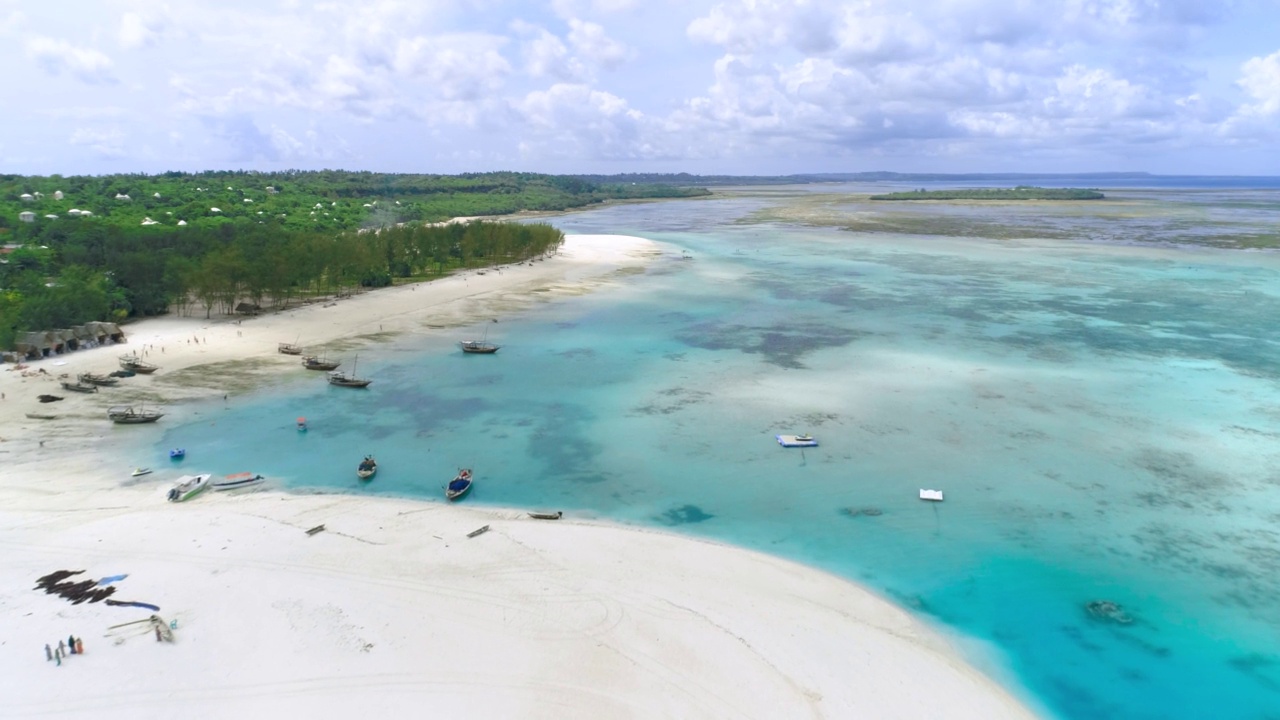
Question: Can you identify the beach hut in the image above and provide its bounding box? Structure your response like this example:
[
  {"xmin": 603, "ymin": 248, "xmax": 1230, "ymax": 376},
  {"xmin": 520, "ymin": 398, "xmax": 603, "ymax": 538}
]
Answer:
[
  {"xmin": 243, "ymin": 198, "xmax": 253, "ymax": 203},
  {"xmin": 115, "ymin": 193, "xmax": 131, "ymax": 201},
  {"xmin": 177, "ymin": 220, "xmax": 188, "ymax": 226},
  {"xmin": 19, "ymin": 193, "xmax": 34, "ymax": 202},
  {"xmin": 141, "ymin": 217, "xmax": 159, "ymax": 226},
  {"xmin": 54, "ymin": 190, "xmax": 64, "ymax": 200},
  {"xmin": 45, "ymin": 214, "xmax": 58, "ymax": 219},
  {"xmin": 67, "ymin": 208, "xmax": 81, "ymax": 216},
  {"xmin": 79, "ymin": 210, "xmax": 93, "ymax": 217},
  {"xmin": 210, "ymin": 207, "xmax": 222, "ymax": 213},
  {"xmin": 56, "ymin": 329, "xmax": 78, "ymax": 351},
  {"xmin": 19, "ymin": 211, "xmax": 35, "ymax": 223},
  {"xmin": 72, "ymin": 324, "xmax": 95, "ymax": 347},
  {"xmin": 265, "ymin": 186, "xmax": 278, "ymax": 194},
  {"xmin": 154, "ymin": 192, "xmax": 162, "ymax": 198}
]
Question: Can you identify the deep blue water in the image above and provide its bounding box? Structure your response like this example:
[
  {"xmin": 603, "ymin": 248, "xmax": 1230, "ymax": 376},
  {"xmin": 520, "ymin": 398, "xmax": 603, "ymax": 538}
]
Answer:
[{"xmin": 156, "ymin": 185, "xmax": 1280, "ymax": 719}]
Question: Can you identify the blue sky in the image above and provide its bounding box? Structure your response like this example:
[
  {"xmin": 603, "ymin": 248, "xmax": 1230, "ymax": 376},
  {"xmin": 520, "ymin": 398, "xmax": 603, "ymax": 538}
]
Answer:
[{"xmin": 2, "ymin": 0, "xmax": 1278, "ymax": 176}]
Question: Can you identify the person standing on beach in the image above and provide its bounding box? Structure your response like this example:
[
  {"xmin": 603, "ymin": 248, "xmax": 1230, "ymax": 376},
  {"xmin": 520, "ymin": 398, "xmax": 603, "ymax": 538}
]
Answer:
[
  {"xmin": 57, "ymin": 640, "xmax": 65, "ymax": 656},
  {"xmin": 55, "ymin": 650, "xmax": 61, "ymax": 667},
  {"xmin": 68, "ymin": 635, "xmax": 76, "ymax": 654},
  {"xmin": 45, "ymin": 644, "xmax": 52, "ymax": 661},
  {"xmin": 76, "ymin": 638, "xmax": 84, "ymax": 654},
  {"xmin": 155, "ymin": 625, "xmax": 162, "ymax": 642}
]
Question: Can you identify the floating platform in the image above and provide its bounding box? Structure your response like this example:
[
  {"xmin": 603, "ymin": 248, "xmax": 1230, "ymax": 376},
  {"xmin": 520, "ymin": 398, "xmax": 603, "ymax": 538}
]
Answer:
[
  {"xmin": 919, "ymin": 489, "xmax": 944, "ymax": 502},
  {"xmin": 776, "ymin": 434, "xmax": 818, "ymax": 448}
]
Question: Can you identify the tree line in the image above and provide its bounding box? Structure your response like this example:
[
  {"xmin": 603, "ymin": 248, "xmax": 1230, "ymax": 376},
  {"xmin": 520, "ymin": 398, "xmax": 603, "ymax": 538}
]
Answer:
[{"xmin": 0, "ymin": 219, "xmax": 564, "ymax": 349}]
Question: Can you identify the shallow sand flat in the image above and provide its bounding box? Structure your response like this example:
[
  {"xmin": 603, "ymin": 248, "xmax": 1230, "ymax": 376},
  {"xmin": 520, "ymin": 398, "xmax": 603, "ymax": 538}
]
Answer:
[{"xmin": 0, "ymin": 235, "xmax": 1038, "ymax": 719}]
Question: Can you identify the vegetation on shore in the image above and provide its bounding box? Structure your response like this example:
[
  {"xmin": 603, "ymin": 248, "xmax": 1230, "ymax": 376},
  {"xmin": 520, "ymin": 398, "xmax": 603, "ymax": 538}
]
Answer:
[
  {"xmin": 869, "ymin": 187, "xmax": 1105, "ymax": 201},
  {"xmin": 0, "ymin": 171, "xmax": 708, "ymax": 349}
]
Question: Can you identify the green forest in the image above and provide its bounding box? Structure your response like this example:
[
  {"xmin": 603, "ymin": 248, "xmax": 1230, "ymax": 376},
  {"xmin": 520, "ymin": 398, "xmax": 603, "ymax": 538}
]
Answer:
[
  {"xmin": 869, "ymin": 187, "xmax": 1105, "ymax": 201},
  {"xmin": 0, "ymin": 171, "xmax": 708, "ymax": 350}
]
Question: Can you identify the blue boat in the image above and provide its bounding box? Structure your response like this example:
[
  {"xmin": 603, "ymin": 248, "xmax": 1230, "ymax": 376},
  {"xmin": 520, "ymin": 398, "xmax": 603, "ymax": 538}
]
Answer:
[
  {"xmin": 169, "ymin": 448, "xmax": 186, "ymax": 460},
  {"xmin": 446, "ymin": 469, "xmax": 472, "ymax": 501}
]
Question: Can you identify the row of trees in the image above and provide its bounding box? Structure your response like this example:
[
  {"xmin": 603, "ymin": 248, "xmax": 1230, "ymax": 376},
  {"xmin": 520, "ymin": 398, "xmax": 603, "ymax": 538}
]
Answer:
[
  {"xmin": 0, "ymin": 220, "xmax": 564, "ymax": 349},
  {"xmin": 2, "ymin": 170, "xmax": 708, "ymax": 236},
  {"xmin": 1, "ymin": 169, "xmax": 711, "ymax": 351}
]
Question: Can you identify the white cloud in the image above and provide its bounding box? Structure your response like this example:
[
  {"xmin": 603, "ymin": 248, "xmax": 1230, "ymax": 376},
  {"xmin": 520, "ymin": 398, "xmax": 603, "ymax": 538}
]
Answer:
[
  {"xmin": 394, "ymin": 33, "xmax": 511, "ymax": 102},
  {"xmin": 27, "ymin": 36, "xmax": 116, "ymax": 84},
  {"xmin": 1237, "ymin": 49, "xmax": 1280, "ymax": 116},
  {"xmin": 566, "ymin": 19, "xmax": 629, "ymax": 69},
  {"xmin": 119, "ymin": 10, "xmax": 172, "ymax": 49},
  {"xmin": 69, "ymin": 128, "xmax": 126, "ymax": 157}
]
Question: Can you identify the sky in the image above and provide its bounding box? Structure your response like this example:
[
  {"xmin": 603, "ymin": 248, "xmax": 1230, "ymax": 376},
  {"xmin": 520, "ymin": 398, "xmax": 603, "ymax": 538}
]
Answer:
[{"xmin": 2, "ymin": 0, "xmax": 1279, "ymax": 176}]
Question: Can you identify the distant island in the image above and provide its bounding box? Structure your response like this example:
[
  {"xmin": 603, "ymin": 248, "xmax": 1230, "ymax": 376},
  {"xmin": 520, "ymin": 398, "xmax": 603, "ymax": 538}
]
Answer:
[{"xmin": 869, "ymin": 187, "xmax": 1105, "ymax": 201}]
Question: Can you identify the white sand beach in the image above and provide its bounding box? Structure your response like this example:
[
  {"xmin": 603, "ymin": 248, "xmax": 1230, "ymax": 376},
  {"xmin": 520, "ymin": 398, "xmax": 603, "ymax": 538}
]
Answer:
[{"xmin": 0, "ymin": 235, "xmax": 1038, "ymax": 719}]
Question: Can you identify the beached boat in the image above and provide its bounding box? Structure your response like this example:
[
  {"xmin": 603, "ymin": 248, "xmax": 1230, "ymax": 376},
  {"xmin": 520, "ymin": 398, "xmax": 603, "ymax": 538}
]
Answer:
[
  {"xmin": 78, "ymin": 372, "xmax": 119, "ymax": 386},
  {"xmin": 357, "ymin": 455, "xmax": 377, "ymax": 480},
  {"xmin": 61, "ymin": 380, "xmax": 99, "ymax": 394},
  {"xmin": 37, "ymin": 394, "xmax": 64, "ymax": 403},
  {"xmin": 528, "ymin": 511, "xmax": 563, "ymax": 520},
  {"xmin": 459, "ymin": 327, "xmax": 500, "ymax": 354},
  {"xmin": 169, "ymin": 448, "xmax": 186, "ymax": 459},
  {"xmin": 776, "ymin": 434, "xmax": 818, "ymax": 448},
  {"xmin": 119, "ymin": 354, "xmax": 159, "ymax": 374},
  {"xmin": 278, "ymin": 342, "xmax": 303, "ymax": 355},
  {"xmin": 25, "ymin": 412, "xmax": 58, "ymax": 420},
  {"xmin": 328, "ymin": 354, "xmax": 372, "ymax": 388},
  {"xmin": 212, "ymin": 472, "xmax": 265, "ymax": 491},
  {"xmin": 446, "ymin": 468, "xmax": 473, "ymax": 501},
  {"xmin": 131, "ymin": 467, "xmax": 152, "ymax": 477},
  {"xmin": 301, "ymin": 355, "xmax": 340, "ymax": 371},
  {"xmin": 108, "ymin": 405, "xmax": 164, "ymax": 424},
  {"xmin": 167, "ymin": 474, "xmax": 211, "ymax": 502}
]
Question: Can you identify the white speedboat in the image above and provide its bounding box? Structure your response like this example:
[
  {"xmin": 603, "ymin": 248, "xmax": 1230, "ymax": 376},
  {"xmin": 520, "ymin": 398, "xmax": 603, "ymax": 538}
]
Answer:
[
  {"xmin": 131, "ymin": 467, "xmax": 153, "ymax": 477},
  {"xmin": 167, "ymin": 474, "xmax": 211, "ymax": 502}
]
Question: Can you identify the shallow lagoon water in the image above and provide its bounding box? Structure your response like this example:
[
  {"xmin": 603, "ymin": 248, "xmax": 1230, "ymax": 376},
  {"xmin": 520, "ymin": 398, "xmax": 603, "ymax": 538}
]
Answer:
[{"xmin": 161, "ymin": 188, "xmax": 1280, "ymax": 719}]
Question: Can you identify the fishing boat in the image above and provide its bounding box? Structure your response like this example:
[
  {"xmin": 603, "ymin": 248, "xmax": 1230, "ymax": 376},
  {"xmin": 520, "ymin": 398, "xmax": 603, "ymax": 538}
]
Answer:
[
  {"xmin": 776, "ymin": 434, "xmax": 818, "ymax": 447},
  {"xmin": 446, "ymin": 468, "xmax": 473, "ymax": 501},
  {"xmin": 37, "ymin": 394, "xmax": 64, "ymax": 403},
  {"xmin": 301, "ymin": 355, "xmax": 340, "ymax": 371},
  {"xmin": 119, "ymin": 354, "xmax": 159, "ymax": 374},
  {"xmin": 459, "ymin": 327, "xmax": 500, "ymax": 354},
  {"xmin": 357, "ymin": 455, "xmax": 377, "ymax": 480},
  {"xmin": 169, "ymin": 448, "xmax": 186, "ymax": 460},
  {"xmin": 130, "ymin": 467, "xmax": 153, "ymax": 478},
  {"xmin": 61, "ymin": 380, "xmax": 99, "ymax": 393},
  {"xmin": 108, "ymin": 405, "xmax": 164, "ymax": 424},
  {"xmin": 167, "ymin": 473, "xmax": 211, "ymax": 502},
  {"xmin": 297, "ymin": 417, "xmax": 308, "ymax": 431},
  {"xmin": 78, "ymin": 372, "xmax": 119, "ymax": 386},
  {"xmin": 25, "ymin": 412, "xmax": 58, "ymax": 420},
  {"xmin": 212, "ymin": 472, "xmax": 266, "ymax": 492},
  {"xmin": 328, "ymin": 354, "xmax": 372, "ymax": 387},
  {"xmin": 277, "ymin": 342, "xmax": 302, "ymax": 355}
]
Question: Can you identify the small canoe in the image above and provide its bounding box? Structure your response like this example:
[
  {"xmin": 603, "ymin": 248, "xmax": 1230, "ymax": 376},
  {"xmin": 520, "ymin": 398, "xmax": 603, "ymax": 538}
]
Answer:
[
  {"xmin": 61, "ymin": 381, "xmax": 99, "ymax": 394},
  {"xmin": 528, "ymin": 511, "xmax": 563, "ymax": 520},
  {"xmin": 446, "ymin": 469, "xmax": 473, "ymax": 501},
  {"xmin": 357, "ymin": 456, "xmax": 377, "ymax": 480},
  {"xmin": 25, "ymin": 412, "xmax": 58, "ymax": 420},
  {"xmin": 212, "ymin": 472, "xmax": 265, "ymax": 491}
]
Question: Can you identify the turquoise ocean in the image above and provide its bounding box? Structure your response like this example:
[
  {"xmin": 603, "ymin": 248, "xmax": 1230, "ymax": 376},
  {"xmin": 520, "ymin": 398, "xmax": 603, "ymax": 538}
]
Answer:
[{"xmin": 155, "ymin": 184, "xmax": 1280, "ymax": 719}]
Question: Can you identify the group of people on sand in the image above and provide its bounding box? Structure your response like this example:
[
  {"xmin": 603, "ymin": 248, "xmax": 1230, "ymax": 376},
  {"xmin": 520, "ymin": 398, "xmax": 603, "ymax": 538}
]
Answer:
[{"xmin": 45, "ymin": 635, "xmax": 84, "ymax": 666}]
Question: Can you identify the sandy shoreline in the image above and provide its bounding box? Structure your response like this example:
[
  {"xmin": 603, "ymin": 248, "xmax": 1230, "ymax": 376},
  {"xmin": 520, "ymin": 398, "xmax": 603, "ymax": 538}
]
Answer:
[{"xmin": 0, "ymin": 235, "xmax": 1038, "ymax": 718}]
